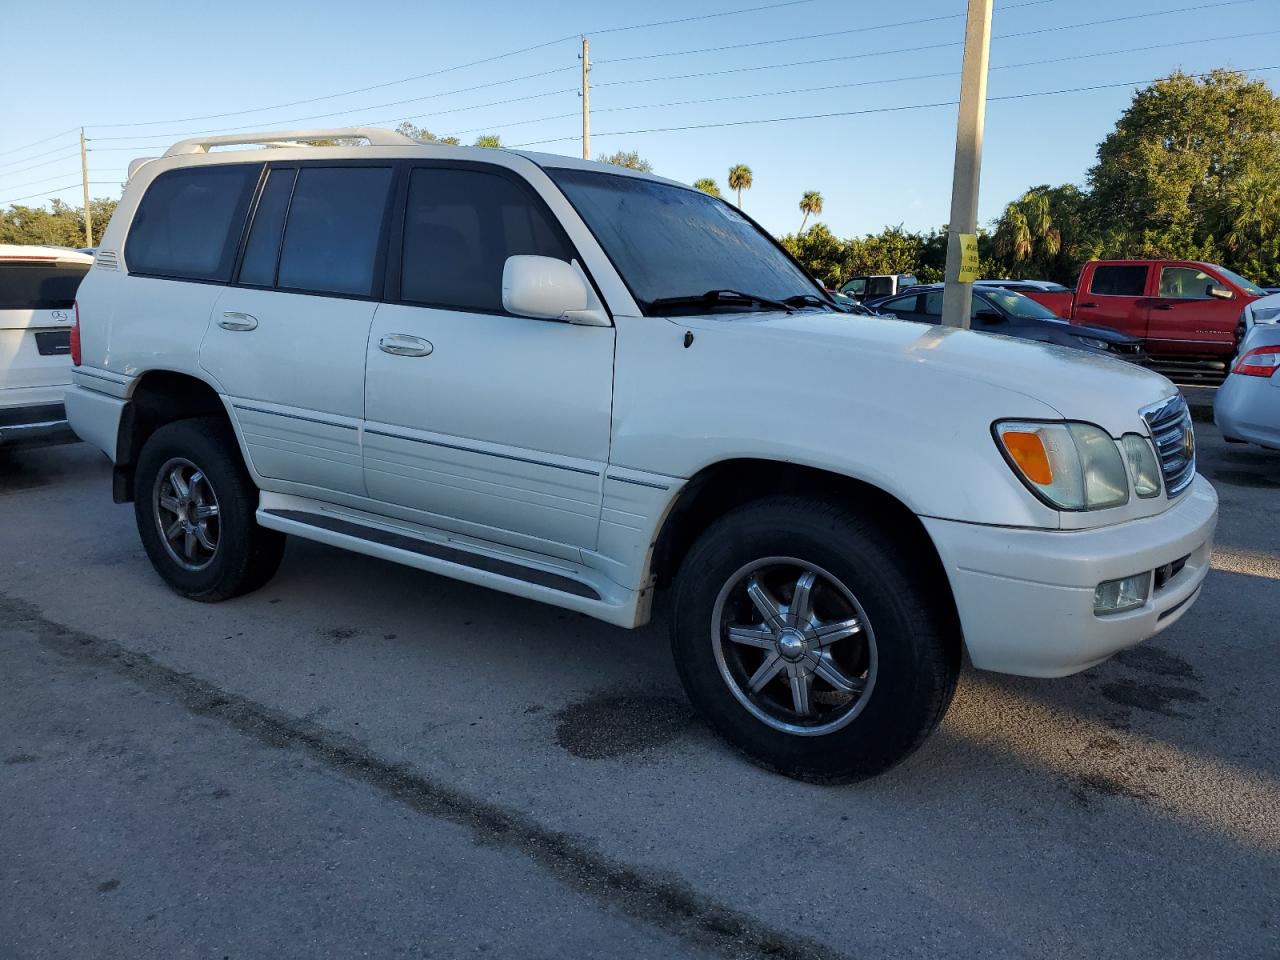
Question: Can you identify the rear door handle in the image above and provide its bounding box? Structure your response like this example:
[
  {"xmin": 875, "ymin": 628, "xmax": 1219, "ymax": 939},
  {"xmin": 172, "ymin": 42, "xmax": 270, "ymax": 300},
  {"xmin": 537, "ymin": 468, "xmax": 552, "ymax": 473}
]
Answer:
[
  {"xmin": 1077, "ymin": 302, "xmax": 1098, "ymax": 309},
  {"xmin": 219, "ymin": 311, "xmax": 258, "ymax": 331},
  {"xmin": 379, "ymin": 333, "xmax": 433, "ymax": 357},
  {"xmin": 1153, "ymin": 304, "xmax": 1174, "ymax": 311}
]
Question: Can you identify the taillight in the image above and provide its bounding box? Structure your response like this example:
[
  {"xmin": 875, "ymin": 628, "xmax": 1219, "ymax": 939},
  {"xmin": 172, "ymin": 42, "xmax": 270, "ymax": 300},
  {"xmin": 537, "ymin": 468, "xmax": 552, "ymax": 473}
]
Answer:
[
  {"xmin": 71, "ymin": 301, "xmax": 82, "ymax": 366},
  {"xmin": 1232, "ymin": 345, "xmax": 1280, "ymax": 378}
]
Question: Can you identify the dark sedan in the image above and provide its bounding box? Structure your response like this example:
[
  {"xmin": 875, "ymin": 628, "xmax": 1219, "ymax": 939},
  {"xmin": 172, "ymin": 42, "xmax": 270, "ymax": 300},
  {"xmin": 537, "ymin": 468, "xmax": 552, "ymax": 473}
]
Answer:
[{"xmin": 867, "ymin": 284, "xmax": 1145, "ymax": 361}]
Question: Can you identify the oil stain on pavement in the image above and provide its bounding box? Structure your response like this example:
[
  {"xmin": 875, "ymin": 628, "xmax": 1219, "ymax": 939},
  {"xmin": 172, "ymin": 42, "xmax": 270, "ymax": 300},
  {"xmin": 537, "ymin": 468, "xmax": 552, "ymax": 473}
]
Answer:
[{"xmin": 554, "ymin": 692, "xmax": 698, "ymax": 760}]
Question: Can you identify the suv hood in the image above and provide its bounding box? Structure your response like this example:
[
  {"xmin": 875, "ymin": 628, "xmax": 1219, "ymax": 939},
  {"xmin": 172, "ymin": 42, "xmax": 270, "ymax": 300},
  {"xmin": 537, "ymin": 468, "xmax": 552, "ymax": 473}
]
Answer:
[{"xmin": 701, "ymin": 309, "xmax": 1176, "ymax": 437}]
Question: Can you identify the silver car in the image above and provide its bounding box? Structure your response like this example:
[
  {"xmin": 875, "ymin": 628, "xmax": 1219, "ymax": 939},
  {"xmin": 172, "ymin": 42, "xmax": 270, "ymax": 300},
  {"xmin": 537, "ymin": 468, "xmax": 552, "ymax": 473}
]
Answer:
[{"xmin": 1215, "ymin": 322, "xmax": 1280, "ymax": 450}]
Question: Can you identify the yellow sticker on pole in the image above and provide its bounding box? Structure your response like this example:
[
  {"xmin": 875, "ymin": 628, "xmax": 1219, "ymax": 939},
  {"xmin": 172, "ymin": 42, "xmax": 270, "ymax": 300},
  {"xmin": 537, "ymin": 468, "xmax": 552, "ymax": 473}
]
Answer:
[{"xmin": 957, "ymin": 233, "xmax": 980, "ymax": 283}]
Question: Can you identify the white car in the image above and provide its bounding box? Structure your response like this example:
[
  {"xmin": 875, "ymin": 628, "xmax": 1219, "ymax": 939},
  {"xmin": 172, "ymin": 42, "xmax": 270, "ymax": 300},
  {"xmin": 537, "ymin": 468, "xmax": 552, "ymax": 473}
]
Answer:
[
  {"xmin": 1, "ymin": 245, "xmax": 92, "ymax": 449},
  {"xmin": 67, "ymin": 128, "xmax": 1217, "ymax": 782}
]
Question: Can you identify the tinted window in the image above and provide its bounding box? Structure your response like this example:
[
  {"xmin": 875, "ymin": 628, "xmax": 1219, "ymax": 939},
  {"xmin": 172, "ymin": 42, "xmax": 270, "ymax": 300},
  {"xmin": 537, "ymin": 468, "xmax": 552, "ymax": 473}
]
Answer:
[
  {"xmin": 239, "ymin": 168, "xmax": 296, "ymax": 287},
  {"xmin": 979, "ymin": 288, "xmax": 1060, "ymax": 319},
  {"xmin": 922, "ymin": 291, "xmax": 944, "ymax": 317},
  {"xmin": 547, "ymin": 168, "xmax": 817, "ymax": 314},
  {"xmin": 401, "ymin": 166, "xmax": 573, "ymax": 313},
  {"xmin": 841, "ymin": 277, "xmax": 866, "ymax": 296},
  {"xmin": 880, "ymin": 295, "xmax": 919, "ymax": 315},
  {"xmin": 126, "ymin": 165, "xmax": 257, "ymax": 281},
  {"xmin": 0, "ymin": 261, "xmax": 89, "ymax": 309},
  {"xmin": 277, "ymin": 166, "xmax": 393, "ymax": 297},
  {"xmin": 865, "ymin": 276, "xmax": 896, "ymax": 298},
  {"xmin": 1089, "ymin": 265, "xmax": 1147, "ymax": 297}
]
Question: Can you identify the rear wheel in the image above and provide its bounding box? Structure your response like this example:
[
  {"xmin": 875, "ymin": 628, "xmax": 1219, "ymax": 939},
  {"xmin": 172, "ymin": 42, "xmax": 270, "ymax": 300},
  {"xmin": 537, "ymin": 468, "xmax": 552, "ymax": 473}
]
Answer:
[
  {"xmin": 134, "ymin": 417, "xmax": 284, "ymax": 601},
  {"xmin": 671, "ymin": 496, "xmax": 959, "ymax": 782}
]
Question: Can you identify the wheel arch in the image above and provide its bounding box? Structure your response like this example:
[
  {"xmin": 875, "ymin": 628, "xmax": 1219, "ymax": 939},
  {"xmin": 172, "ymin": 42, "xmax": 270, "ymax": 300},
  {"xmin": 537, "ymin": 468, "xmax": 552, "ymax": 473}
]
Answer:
[
  {"xmin": 113, "ymin": 370, "xmax": 233, "ymax": 502},
  {"xmin": 648, "ymin": 458, "xmax": 958, "ymax": 627}
]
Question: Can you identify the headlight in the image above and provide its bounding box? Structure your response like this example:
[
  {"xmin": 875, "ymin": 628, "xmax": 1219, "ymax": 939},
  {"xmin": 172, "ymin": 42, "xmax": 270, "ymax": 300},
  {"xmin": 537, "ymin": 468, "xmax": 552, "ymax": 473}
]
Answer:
[
  {"xmin": 1075, "ymin": 335, "xmax": 1111, "ymax": 350},
  {"xmin": 994, "ymin": 421, "xmax": 1130, "ymax": 510},
  {"xmin": 1119, "ymin": 434, "xmax": 1162, "ymax": 497}
]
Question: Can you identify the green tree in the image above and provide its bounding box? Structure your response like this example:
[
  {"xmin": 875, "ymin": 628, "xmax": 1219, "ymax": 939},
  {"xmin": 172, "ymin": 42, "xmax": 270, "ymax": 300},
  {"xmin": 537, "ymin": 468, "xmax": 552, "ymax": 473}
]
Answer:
[
  {"xmin": 395, "ymin": 121, "xmax": 460, "ymax": 145},
  {"xmin": 692, "ymin": 178, "xmax": 722, "ymax": 198},
  {"xmin": 778, "ymin": 222, "xmax": 846, "ymax": 287},
  {"xmin": 1, "ymin": 196, "xmax": 118, "ymax": 247},
  {"xmin": 1088, "ymin": 69, "xmax": 1280, "ymax": 278},
  {"xmin": 473, "ymin": 134, "xmax": 503, "ymax": 149},
  {"xmin": 727, "ymin": 164, "xmax": 752, "ymax": 208},
  {"xmin": 798, "ymin": 190, "xmax": 823, "ymax": 232},
  {"xmin": 597, "ymin": 150, "xmax": 653, "ymax": 172}
]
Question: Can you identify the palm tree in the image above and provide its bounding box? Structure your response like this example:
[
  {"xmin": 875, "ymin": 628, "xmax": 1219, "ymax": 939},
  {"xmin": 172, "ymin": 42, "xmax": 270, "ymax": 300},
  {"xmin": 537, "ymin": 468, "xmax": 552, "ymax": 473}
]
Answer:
[
  {"xmin": 798, "ymin": 190, "xmax": 823, "ymax": 232},
  {"xmin": 993, "ymin": 190, "xmax": 1061, "ymax": 271},
  {"xmin": 727, "ymin": 164, "xmax": 753, "ymax": 208},
  {"xmin": 693, "ymin": 178, "xmax": 722, "ymax": 198}
]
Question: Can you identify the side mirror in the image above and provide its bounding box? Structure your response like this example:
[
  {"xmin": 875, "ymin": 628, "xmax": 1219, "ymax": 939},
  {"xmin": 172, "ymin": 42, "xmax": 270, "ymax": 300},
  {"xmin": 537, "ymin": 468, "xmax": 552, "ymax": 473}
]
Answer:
[
  {"xmin": 502, "ymin": 255, "xmax": 609, "ymax": 326},
  {"xmin": 1208, "ymin": 284, "xmax": 1233, "ymax": 300}
]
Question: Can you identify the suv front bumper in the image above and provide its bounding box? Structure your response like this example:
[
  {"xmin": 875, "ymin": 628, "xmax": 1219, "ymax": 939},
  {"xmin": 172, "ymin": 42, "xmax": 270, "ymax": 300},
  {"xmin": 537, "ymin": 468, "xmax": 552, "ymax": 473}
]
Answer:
[{"xmin": 922, "ymin": 474, "xmax": 1218, "ymax": 677}]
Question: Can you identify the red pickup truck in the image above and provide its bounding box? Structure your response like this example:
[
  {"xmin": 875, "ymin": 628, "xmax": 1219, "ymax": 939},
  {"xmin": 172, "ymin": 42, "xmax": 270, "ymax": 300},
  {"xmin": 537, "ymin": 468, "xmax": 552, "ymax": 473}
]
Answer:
[{"xmin": 1021, "ymin": 260, "xmax": 1266, "ymax": 365}]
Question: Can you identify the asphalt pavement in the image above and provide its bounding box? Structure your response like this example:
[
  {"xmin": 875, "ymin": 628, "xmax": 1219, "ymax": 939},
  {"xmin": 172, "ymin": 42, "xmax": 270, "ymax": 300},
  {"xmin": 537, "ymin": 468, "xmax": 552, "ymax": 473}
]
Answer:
[{"xmin": 1, "ymin": 421, "xmax": 1277, "ymax": 959}]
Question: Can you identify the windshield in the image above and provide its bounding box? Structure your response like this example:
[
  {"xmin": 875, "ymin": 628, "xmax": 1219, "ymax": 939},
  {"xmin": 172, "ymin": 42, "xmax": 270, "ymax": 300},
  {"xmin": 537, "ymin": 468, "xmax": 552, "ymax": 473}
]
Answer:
[
  {"xmin": 979, "ymin": 288, "xmax": 1060, "ymax": 320},
  {"xmin": 0, "ymin": 260, "xmax": 89, "ymax": 310},
  {"xmin": 547, "ymin": 168, "xmax": 822, "ymax": 314},
  {"xmin": 1211, "ymin": 265, "xmax": 1265, "ymax": 297}
]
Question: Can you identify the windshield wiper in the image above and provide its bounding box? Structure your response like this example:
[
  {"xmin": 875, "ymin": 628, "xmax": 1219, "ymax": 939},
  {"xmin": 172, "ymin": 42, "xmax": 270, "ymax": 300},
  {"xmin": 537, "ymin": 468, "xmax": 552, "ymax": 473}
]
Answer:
[
  {"xmin": 783, "ymin": 293, "xmax": 834, "ymax": 310},
  {"xmin": 648, "ymin": 289, "xmax": 794, "ymax": 315}
]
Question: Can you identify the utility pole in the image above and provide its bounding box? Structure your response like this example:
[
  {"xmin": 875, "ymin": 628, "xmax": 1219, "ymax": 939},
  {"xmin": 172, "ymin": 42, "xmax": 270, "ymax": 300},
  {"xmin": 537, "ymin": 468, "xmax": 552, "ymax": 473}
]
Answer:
[
  {"xmin": 580, "ymin": 36, "xmax": 591, "ymax": 161},
  {"xmin": 79, "ymin": 127, "xmax": 93, "ymax": 247},
  {"xmin": 940, "ymin": 0, "xmax": 993, "ymax": 329}
]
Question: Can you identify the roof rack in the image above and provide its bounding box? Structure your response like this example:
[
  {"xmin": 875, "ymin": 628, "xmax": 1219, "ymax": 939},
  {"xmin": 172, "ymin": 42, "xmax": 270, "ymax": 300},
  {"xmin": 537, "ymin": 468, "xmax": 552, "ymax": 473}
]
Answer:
[{"xmin": 162, "ymin": 127, "xmax": 416, "ymax": 158}]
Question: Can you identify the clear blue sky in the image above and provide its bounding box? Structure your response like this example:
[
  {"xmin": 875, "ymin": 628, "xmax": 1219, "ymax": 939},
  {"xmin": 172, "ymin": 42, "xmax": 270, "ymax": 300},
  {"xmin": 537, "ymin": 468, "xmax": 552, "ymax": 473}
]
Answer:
[{"xmin": 3, "ymin": 0, "xmax": 1276, "ymax": 238}]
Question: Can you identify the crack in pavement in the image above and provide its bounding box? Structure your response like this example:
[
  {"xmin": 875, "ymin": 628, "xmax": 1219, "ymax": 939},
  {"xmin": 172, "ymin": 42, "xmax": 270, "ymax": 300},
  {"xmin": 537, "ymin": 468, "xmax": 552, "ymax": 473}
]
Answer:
[{"xmin": 0, "ymin": 594, "xmax": 843, "ymax": 960}]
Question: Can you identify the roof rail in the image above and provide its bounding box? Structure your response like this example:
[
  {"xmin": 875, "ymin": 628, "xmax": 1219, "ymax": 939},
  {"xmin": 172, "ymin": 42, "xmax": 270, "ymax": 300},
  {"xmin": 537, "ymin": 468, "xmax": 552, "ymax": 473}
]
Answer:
[{"xmin": 163, "ymin": 127, "xmax": 416, "ymax": 157}]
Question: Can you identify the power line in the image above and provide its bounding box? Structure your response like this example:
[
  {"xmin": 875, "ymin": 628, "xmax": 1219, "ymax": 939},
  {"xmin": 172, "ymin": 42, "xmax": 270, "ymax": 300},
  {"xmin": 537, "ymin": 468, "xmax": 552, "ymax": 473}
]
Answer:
[
  {"xmin": 0, "ymin": 182, "xmax": 118, "ymax": 206},
  {"xmin": 512, "ymin": 64, "xmax": 1280, "ymax": 146},
  {"xmin": 592, "ymin": 0, "xmax": 1260, "ymax": 91},
  {"xmin": 514, "ymin": 28, "xmax": 1278, "ymax": 132},
  {"xmin": 591, "ymin": 0, "xmax": 1057, "ymax": 66},
  {"xmin": 0, "ymin": 170, "xmax": 87, "ymax": 194},
  {"xmin": 83, "ymin": 0, "xmax": 815, "ymax": 132},
  {"xmin": 0, "ymin": 149, "xmax": 82, "ymax": 178},
  {"xmin": 0, "ymin": 145, "xmax": 82, "ymax": 173},
  {"xmin": 0, "ymin": 127, "xmax": 80, "ymax": 160}
]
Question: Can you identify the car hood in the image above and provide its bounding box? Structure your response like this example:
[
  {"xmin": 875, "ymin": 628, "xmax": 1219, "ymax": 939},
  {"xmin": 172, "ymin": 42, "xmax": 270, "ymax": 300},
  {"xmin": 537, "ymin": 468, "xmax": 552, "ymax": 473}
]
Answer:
[{"xmin": 696, "ymin": 309, "xmax": 1176, "ymax": 436}]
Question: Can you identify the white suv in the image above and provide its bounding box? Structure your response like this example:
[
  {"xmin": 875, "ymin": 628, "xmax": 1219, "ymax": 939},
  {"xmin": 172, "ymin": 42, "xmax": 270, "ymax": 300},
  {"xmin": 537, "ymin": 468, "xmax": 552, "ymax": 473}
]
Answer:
[
  {"xmin": 1, "ymin": 244, "xmax": 92, "ymax": 449},
  {"xmin": 67, "ymin": 128, "xmax": 1218, "ymax": 781}
]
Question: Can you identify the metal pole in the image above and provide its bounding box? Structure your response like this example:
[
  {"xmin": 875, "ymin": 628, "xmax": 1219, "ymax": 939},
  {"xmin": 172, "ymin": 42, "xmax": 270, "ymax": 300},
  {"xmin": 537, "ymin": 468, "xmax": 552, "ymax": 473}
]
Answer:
[
  {"xmin": 940, "ymin": 0, "xmax": 993, "ymax": 329},
  {"xmin": 580, "ymin": 36, "xmax": 591, "ymax": 161},
  {"xmin": 79, "ymin": 127, "xmax": 93, "ymax": 247}
]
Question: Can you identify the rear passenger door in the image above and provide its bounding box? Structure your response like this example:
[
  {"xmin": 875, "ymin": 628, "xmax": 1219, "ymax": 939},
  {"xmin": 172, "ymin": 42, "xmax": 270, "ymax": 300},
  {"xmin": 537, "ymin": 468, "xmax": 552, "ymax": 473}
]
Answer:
[
  {"xmin": 1073, "ymin": 264, "xmax": 1150, "ymax": 338},
  {"xmin": 201, "ymin": 163, "xmax": 395, "ymax": 497},
  {"xmin": 362, "ymin": 162, "xmax": 614, "ymax": 556}
]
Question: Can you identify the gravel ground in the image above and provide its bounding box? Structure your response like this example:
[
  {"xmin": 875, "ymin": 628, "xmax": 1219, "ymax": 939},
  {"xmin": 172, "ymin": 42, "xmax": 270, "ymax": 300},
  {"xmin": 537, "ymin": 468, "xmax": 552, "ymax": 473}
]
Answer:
[{"xmin": 1, "ymin": 420, "xmax": 1277, "ymax": 960}]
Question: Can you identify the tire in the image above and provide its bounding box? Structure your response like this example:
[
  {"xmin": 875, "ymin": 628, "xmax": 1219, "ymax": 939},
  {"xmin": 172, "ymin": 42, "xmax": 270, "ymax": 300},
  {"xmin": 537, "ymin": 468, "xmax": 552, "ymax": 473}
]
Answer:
[
  {"xmin": 133, "ymin": 416, "xmax": 285, "ymax": 602},
  {"xmin": 671, "ymin": 495, "xmax": 960, "ymax": 783}
]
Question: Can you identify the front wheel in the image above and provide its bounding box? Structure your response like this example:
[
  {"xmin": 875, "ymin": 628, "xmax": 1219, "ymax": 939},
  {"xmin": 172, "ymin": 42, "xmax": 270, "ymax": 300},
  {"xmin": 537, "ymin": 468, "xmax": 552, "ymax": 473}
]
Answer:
[
  {"xmin": 671, "ymin": 496, "xmax": 960, "ymax": 783},
  {"xmin": 134, "ymin": 417, "xmax": 285, "ymax": 602}
]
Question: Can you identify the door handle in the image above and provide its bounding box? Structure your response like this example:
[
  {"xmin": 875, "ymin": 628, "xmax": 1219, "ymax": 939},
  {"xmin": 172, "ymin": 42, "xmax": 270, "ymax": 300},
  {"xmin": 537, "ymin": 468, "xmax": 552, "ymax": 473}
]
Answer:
[
  {"xmin": 379, "ymin": 333, "xmax": 433, "ymax": 357},
  {"xmin": 1077, "ymin": 302, "xmax": 1098, "ymax": 309},
  {"xmin": 219, "ymin": 311, "xmax": 258, "ymax": 331},
  {"xmin": 1153, "ymin": 304, "xmax": 1174, "ymax": 311}
]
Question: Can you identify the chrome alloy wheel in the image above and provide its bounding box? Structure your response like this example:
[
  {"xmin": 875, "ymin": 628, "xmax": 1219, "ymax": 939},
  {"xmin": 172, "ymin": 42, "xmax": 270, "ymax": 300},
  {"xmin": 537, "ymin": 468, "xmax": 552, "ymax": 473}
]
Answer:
[
  {"xmin": 711, "ymin": 557, "xmax": 877, "ymax": 736},
  {"xmin": 153, "ymin": 457, "xmax": 221, "ymax": 571}
]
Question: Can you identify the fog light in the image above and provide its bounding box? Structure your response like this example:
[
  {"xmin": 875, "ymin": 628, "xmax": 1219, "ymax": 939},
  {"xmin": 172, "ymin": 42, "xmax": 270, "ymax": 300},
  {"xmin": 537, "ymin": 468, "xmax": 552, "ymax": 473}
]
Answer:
[{"xmin": 1094, "ymin": 573, "xmax": 1151, "ymax": 615}]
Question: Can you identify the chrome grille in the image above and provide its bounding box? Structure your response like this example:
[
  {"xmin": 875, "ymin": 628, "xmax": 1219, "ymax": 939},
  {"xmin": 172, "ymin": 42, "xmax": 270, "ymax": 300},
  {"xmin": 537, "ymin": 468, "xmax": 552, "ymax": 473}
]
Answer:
[{"xmin": 1142, "ymin": 395, "xmax": 1195, "ymax": 497}]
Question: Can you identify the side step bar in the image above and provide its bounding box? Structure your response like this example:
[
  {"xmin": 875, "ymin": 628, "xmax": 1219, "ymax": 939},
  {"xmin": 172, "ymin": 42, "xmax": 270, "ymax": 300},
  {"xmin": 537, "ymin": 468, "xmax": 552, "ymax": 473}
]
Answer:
[
  {"xmin": 255, "ymin": 498, "xmax": 643, "ymax": 628},
  {"xmin": 264, "ymin": 508, "xmax": 600, "ymax": 600}
]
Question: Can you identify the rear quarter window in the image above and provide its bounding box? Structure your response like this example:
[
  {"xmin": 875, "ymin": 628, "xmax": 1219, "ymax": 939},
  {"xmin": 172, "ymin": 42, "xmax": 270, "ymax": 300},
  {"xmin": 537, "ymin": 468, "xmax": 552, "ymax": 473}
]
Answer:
[
  {"xmin": 0, "ymin": 261, "xmax": 89, "ymax": 309},
  {"xmin": 125, "ymin": 165, "xmax": 259, "ymax": 282},
  {"xmin": 1089, "ymin": 265, "xmax": 1148, "ymax": 297}
]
